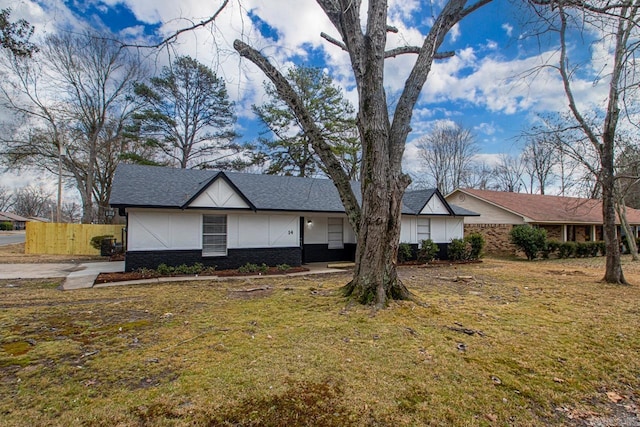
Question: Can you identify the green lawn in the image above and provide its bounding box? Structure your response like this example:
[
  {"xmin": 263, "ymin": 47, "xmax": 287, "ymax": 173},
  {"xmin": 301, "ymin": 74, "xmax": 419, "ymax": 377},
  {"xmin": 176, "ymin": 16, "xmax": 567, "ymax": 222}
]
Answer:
[{"xmin": 1, "ymin": 257, "xmax": 639, "ymax": 426}]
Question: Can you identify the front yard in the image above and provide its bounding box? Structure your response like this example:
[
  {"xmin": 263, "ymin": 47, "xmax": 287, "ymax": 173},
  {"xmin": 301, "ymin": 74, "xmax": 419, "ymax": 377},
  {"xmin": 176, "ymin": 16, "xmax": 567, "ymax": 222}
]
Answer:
[{"xmin": 1, "ymin": 257, "xmax": 639, "ymax": 426}]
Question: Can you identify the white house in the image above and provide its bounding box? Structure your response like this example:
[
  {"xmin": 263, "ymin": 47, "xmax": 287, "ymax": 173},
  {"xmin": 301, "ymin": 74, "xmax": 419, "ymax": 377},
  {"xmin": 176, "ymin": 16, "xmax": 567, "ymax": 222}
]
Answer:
[{"xmin": 110, "ymin": 164, "xmax": 477, "ymax": 272}]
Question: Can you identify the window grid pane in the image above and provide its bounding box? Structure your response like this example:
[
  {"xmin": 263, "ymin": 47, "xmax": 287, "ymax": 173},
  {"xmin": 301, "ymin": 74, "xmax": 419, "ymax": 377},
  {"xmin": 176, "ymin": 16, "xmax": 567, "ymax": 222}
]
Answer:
[
  {"xmin": 203, "ymin": 215, "xmax": 227, "ymax": 256},
  {"xmin": 328, "ymin": 217, "xmax": 344, "ymax": 249},
  {"xmin": 417, "ymin": 218, "xmax": 431, "ymax": 243}
]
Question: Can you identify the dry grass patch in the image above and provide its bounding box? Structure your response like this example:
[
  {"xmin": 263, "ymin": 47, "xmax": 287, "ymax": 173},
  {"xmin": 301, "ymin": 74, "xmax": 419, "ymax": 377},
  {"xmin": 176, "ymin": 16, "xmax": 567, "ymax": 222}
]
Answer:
[
  {"xmin": 0, "ymin": 242, "xmax": 103, "ymax": 263},
  {"xmin": 0, "ymin": 258, "xmax": 639, "ymax": 426}
]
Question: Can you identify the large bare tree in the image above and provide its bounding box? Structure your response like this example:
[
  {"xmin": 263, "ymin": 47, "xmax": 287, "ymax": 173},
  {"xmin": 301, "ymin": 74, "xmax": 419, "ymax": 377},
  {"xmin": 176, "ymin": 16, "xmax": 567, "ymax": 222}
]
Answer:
[
  {"xmin": 12, "ymin": 185, "xmax": 53, "ymax": 218},
  {"xmin": 521, "ymin": 135, "xmax": 558, "ymax": 194},
  {"xmin": 528, "ymin": 0, "xmax": 640, "ymax": 284},
  {"xmin": 0, "ymin": 31, "xmax": 146, "ymax": 223},
  {"xmin": 493, "ymin": 153, "xmax": 526, "ymax": 192},
  {"xmin": 234, "ymin": 0, "xmax": 491, "ymax": 307},
  {"xmin": 0, "ymin": 185, "xmax": 13, "ymax": 211},
  {"xmin": 417, "ymin": 121, "xmax": 478, "ymax": 195}
]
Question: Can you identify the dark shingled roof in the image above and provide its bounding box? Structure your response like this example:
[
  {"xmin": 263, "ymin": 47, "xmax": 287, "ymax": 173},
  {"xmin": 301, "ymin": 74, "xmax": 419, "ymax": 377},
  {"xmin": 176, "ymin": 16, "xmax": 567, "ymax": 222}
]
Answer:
[{"xmin": 110, "ymin": 164, "xmax": 476, "ymax": 216}]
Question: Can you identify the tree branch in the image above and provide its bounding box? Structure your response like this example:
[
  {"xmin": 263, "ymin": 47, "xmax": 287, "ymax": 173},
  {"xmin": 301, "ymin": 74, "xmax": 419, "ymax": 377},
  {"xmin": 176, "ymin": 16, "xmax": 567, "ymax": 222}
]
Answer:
[
  {"xmin": 321, "ymin": 33, "xmax": 454, "ymax": 60},
  {"xmin": 233, "ymin": 39, "xmax": 362, "ymax": 233},
  {"xmin": 320, "ymin": 32, "xmax": 346, "ymax": 51},
  {"xmin": 385, "ymin": 46, "xmax": 455, "ymax": 59},
  {"xmin": 461, "ymin": 0, "xmax": 494, "ymax": 20},
  {"xmin": 121, "ymin": 0, "xmax": 229, "ymax": 49},
  {"xmin": 389, "ymin": 0, "xmax": 492, "ymax": 169}
]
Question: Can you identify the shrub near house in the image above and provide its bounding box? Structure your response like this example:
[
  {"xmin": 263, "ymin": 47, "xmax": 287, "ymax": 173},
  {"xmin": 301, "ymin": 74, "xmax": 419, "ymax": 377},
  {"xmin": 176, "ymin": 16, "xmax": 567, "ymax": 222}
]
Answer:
[
  {"xmin": 398, "ymin": 234, "xmax": 484, "ymax": 263},
  {"xmin": 447, "ymin": 232, "xmax": 485, "ymax": 261},
  {"xmin": 511, "ymin": 225, "xmax": 608, "ymax": 260},
  {"xmin": 510, "ymin": 225, "xmax": 547, "ymax": 261}
]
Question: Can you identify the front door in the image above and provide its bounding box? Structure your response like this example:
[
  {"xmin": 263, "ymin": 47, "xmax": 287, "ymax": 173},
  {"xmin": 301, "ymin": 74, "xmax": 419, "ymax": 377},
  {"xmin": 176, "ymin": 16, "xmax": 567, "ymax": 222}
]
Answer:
[{"xmin": 299, "ymin": 217, "xmax": 306, "ymax": 263}]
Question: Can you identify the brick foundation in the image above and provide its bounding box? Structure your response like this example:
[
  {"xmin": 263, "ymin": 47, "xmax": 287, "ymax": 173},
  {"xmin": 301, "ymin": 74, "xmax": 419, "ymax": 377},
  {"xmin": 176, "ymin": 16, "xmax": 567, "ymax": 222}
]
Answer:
[
  {"xmin": 303, "ymin": 243, "xmax": 356, "ymax": 263},
  {"xmin": 125, "ymin": 247, "xmax": 302, "ymax": 272}
]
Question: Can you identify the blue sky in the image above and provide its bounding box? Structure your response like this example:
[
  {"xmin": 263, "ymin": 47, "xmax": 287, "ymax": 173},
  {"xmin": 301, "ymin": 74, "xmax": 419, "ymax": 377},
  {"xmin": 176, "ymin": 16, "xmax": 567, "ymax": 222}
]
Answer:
[{"xmin": 2, "ymin": 0, "xmax": 609, "ymax": 186}]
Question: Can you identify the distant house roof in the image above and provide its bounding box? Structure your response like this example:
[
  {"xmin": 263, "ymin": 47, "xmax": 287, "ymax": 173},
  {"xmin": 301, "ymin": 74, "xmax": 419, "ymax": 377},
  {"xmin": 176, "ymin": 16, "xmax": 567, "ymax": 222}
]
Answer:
[
  {"xmin": 452, "ymin": 188, "xmax": 640, "ymax": 224},
  {"xmin": 0, "ymin": 212, "xmax": 30, "ymax": 222},
  {"xmin": 110, "ymin": 164, "xmax": 476, "ymax": 217},
  {"xmin": 27, "ymin": 216, "xmax": 50, "ymax": 223}
]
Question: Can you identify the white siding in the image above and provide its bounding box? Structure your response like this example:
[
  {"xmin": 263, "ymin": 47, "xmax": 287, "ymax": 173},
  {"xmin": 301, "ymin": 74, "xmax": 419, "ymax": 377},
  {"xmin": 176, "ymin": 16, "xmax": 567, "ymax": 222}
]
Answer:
[
  {"xmin": 128, "ymin": 210, "xmax": 201, "ymax": 250},
  {"xmin": 304, "ymin": 216, "xmax": 328, "ymax": 244},
  {"xmin": 421, "ymin": 195, "xmax": 449, "ymax": 214},
  {"xmin": 188, "ymin": 178, "xmax": 249, "ymax": 209},
  {"xmin": 400, "ymin": 217, "xmax": 416, "ymax": 243},
  {"xmin": 446, "ymin": 218, "xmax": 464, "ymax": 240},
  {"xmin": 128, "ymin": 210, "xmax": 298, "ymax": 251},
  {"xmin": 399, "ymin": 215, "xmax": 464, "ymax": 244},
  {"xmin": 431, "ymin": 217, "xmax": 464, "ymax": 242},
  {"xmin": 343, "ymin": 222, "xmax": 357, "ymax": 244},
  {"xmin": 128, "ymin": 209, "xmax": 465, "ymax": 251},
  {"xmin": 446, "ymin": 191, "xmax": 524, "ymax": 225},
  {"xmin": 303, "ymin": 215, "xmax": 356, "ymax": 245},
  {"xmin": 229, "ymin": 214, "xmax": 299, "ymax": 248}
]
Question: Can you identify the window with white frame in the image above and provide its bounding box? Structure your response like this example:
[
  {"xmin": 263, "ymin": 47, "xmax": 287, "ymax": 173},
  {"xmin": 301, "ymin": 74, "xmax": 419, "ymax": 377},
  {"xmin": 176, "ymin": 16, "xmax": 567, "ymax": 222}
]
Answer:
[
  {"xmin": 202, "ymin": 214, "xmax": 227, "ymax": 256},
  {"xmin": 327, "ymin": 217, "xmax": 344, "ymax": 249},
  {"xmin": 417, "ymin": 217, "xmax": 431, "ymax": 244}
]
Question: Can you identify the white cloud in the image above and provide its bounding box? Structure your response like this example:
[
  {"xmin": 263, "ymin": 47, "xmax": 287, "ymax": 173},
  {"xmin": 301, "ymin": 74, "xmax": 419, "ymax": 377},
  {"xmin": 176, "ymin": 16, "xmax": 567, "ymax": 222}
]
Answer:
[
  {"xmin": 402, "ymin": 139, "xmax": 423, "ymax": 177},
  {"xmin": 502, "ymin": 23, "xmax": 513, "ymax": 37},
  {"xmin": 0, "ymin": 0, "xmax": 625, "ymax": 163},
  {"xmin": 474, "ymin": 122, "xmax": 499, "ymax": 136},
  {"xmin": 449, "ymin": 23, "xmax": 461, "ymax": 43},
  {"xmin": 472, "ymin": 153, "xmax": 502, "ymax": 167}
]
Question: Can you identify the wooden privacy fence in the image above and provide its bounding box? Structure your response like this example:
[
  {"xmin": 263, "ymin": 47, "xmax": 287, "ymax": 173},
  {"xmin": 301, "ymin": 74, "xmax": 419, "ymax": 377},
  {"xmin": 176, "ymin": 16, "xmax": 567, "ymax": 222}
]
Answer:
[{"xmin": 25, "ymin": 222, "xmax": 125, "ymax": 255}]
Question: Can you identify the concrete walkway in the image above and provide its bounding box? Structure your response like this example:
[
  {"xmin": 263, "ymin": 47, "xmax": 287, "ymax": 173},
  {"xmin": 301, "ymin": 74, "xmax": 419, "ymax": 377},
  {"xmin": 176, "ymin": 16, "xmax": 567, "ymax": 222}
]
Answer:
[
  {"xmin": 0, "ymin": 261, "xmax": 350, "ymax": 290},
  {"xmin": 0, "ymin": 261, "xmax": 125, "ymax": 290},
  {"xmin": 63, "ymin": 261, "xmax": 125, "ymax": 290},
  {"xmin": 0, "ymin": 262, "xmax": 81, "ymax": 279}
]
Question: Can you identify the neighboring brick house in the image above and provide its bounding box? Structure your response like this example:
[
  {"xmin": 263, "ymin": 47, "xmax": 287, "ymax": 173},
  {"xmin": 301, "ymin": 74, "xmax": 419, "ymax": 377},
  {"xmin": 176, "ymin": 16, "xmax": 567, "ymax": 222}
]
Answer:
[
  {"xmin": 110, "ymin": 164, "xmax": 477, "ymax": 272},
  {"xmin": 445, "ymin": 188, "xmax": 640, "ymax": 255}
]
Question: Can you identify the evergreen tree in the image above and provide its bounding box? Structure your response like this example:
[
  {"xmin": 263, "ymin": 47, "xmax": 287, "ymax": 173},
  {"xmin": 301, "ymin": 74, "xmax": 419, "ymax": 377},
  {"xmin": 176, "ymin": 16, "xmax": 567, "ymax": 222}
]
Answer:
[
  {"xmin": 134, "ymin": 56, "xmax": 242, "ymax": 169},
  {"xmin": 253, "ymin": 66, "xmax": 360, "ymax": 178}
]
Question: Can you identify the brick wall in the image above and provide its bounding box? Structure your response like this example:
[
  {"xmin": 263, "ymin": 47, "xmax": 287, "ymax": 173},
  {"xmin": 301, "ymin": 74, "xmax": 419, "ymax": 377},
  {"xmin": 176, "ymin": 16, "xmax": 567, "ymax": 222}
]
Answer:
[
  {"xmin": 303, "ymin": 243, "xmax": 356, "ymax": 263},
  {"xmin": 125, "ymin": 247, "xmax": 302, "ymax": 272},
  {"xmin": 540, "ymin": 225, "xmax": 562, "ymax": 241},
  {"xmin": 464, "ymin": 224, "xmax": 515, "ymax": 255},
  {"xmin": 576, "ymin": 225, "xmax": 590, "ymax": 242}
]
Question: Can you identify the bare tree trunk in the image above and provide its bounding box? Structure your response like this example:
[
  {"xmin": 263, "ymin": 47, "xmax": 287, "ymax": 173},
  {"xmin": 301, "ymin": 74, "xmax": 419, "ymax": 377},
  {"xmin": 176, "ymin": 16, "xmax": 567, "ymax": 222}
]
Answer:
[
  {"xmin": 342, "ymin": 165, "xmax": 412, "ymax": 306},
  {"xmin": 234, "ymin": 0, "xmax": 489, "ymax": 307},
  {"xmin": 602, "ymin": 163, "xmax": 627, "ymax": 283},
  {"xmin": 550, "ymin": 2, "xmax": 633, "ymax": 284},
  {"xmin": 616, "ymin": 198, "xmax": 638, "ymax": 261},
  {"xmin": 82, "ymin": 143, "xmax": 97, "ymax": 224}
]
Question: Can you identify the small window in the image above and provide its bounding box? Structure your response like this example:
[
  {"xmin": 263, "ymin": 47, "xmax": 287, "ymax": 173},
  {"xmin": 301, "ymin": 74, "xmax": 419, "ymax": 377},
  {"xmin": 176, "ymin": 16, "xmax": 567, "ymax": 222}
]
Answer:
[
  {"xmin": 203, "ymin": 215, "xmax": 227, "ymax": 256},
  {"xmin": 327, "ymin": 217, "xmax": 344, "ymax": 249},
  {"xmin": 417, "ymin": 218, "xmax": 431, "ymax": 244}
]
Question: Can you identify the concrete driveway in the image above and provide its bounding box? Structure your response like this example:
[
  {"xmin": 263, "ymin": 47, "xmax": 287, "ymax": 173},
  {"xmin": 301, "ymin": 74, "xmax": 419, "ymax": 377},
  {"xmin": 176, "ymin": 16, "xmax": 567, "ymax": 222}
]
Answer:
[{"xmin": 0, "ymin": 261, "xmax": 125, "ymax": 290}]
